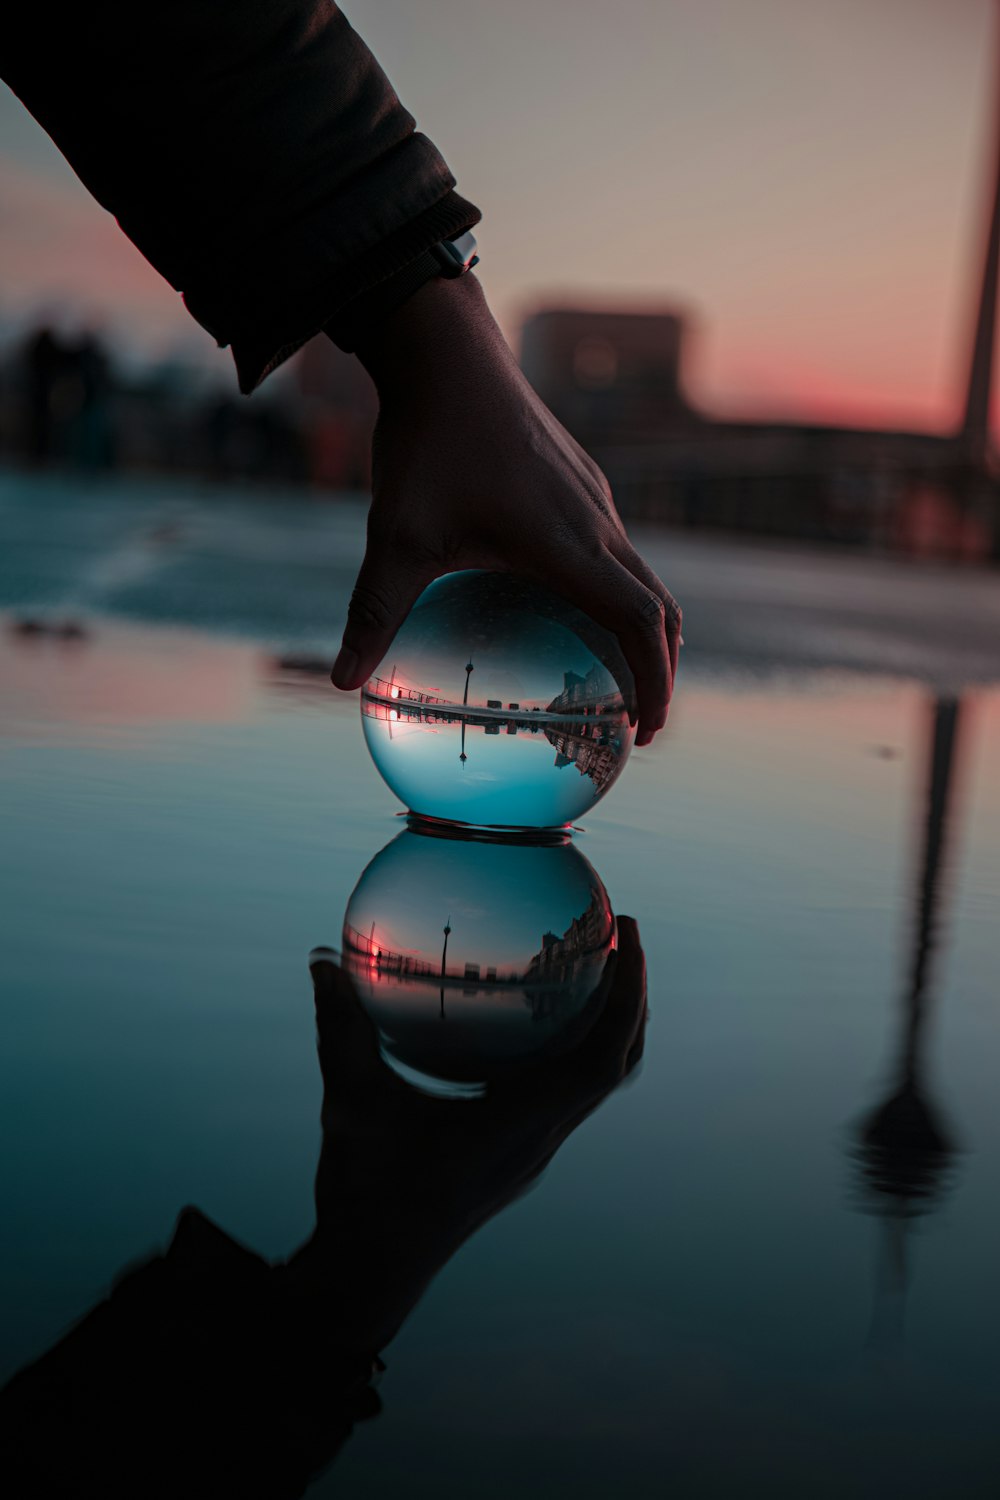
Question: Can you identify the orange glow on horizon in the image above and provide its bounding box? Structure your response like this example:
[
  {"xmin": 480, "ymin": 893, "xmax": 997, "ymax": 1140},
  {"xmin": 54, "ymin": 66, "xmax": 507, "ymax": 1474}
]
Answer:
[{"xmin": 2, "ymin": 0, "xmax": 996, "ymax": 434}]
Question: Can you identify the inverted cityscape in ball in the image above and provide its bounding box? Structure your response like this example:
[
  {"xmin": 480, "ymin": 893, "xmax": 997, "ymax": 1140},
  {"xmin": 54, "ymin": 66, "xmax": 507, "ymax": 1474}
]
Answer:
[
  {"xmin": 342, "ymin": 826, "xmax": 615, "ymax": 1098},
  {"xmin": 360, "ymin": 570, "xmax": 637, "ymax": 831}
]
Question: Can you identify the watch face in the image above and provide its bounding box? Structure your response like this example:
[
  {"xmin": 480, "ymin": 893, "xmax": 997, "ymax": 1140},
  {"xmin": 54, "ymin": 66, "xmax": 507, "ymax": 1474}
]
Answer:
[
  {"xmin": 434, "ymin": 232, "xmax": 479, "ymax": 276},
  {"xmin": 451, "ymin": 230, "xmax": 478, "ymax": 266}
]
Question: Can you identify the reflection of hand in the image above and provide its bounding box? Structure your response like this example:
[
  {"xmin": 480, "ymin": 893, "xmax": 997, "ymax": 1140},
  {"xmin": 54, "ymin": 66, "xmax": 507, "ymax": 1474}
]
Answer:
[
  {"xmin": 287, "ymin": 917, "xmax": 647, "ymax": 1355},
  {"xmin": 0, "ymin": 919, "xmax": 646, "ymax": 1498},
  {"xmin": 329, "ymin": 273, "xmax": 680, "ymax": 746}
]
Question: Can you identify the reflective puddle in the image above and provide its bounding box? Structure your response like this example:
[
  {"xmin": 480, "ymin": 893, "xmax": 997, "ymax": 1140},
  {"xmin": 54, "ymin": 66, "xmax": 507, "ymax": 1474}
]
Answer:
[{"xmin": 2, "ymin": 541, "xmax": 1000, "ymax": 1495}]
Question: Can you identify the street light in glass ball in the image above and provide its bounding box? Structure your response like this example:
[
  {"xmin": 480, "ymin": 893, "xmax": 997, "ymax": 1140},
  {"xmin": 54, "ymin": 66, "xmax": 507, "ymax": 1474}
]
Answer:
[{"xmin": 360, "ymin": 570, "xmax": 637, "ymax": 832}]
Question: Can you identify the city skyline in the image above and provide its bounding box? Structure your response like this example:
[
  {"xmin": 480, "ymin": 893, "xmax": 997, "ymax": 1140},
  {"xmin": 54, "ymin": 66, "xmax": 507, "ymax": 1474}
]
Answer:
[
  {"xmin": 343, "ymin": 885, "xmax": 608, "ymax": 993},
  {"xmin": 361, "ymin": 661, "xmax": 624, "ymax": 720},
  {"xmin": 362, "ymin": 662, "xmax": 628, "ymax": 790}
]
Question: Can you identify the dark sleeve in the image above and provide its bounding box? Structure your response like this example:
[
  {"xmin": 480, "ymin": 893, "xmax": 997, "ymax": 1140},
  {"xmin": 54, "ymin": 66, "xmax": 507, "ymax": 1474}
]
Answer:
[
  {"xmin": 1, "ymin": 2, "xmax": 480, "ymax": 392},
  {"xmin": 0, "ymin": 1208, "xmax": 380, "ymax": 1497}
]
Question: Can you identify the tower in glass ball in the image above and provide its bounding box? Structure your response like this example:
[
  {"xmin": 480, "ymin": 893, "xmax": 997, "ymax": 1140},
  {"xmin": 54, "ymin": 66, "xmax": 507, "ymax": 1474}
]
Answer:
[
  {"xmin": 341, "ymin": 825, "xmax": 616, "ymax": 1097},
  {"xmin": 361, "ymin": 571, "xmax": 637, "ymax": 831}
]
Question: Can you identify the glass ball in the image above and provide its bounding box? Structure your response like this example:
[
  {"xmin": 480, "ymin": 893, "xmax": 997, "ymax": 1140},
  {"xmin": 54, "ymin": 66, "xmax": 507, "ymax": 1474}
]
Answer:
[
  {"xmin": 360, "ymin": 570, "xmax": 637, "ymax": 831},
  {"xmin": 342, "ymin": 826, "xmax": 615, "ymax": 1098}
]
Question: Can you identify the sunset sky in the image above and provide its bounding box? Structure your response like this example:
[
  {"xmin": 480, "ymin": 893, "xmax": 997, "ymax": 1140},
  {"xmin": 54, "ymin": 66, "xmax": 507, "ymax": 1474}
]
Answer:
[{"xmin": 0, "ymin": 0, "xmax": 996, "ymax": 428}]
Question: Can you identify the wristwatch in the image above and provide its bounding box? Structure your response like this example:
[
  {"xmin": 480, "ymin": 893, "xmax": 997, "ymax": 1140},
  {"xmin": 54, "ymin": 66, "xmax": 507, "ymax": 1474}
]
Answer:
[{"xmin": 326, "ymin": 231, "xmax": 479, "ymax": 352}]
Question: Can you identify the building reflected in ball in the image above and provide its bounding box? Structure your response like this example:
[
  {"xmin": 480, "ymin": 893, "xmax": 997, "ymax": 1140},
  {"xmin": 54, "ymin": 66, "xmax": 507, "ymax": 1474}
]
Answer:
[
  {"xmin": 342, "ymin": 826, "xmax": 615, "ymax": 1098},
  {"xmin": 361, "ymin": 570, "xmax": 637, "ymax": 831}
]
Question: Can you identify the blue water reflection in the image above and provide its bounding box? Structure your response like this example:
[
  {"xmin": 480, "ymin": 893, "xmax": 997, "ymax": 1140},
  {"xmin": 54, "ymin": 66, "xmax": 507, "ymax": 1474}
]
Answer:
[
  {"xmin": 361, "ymin": 571, "xmax": 636, "ymax": 829},
  {"xmin": 342, "ymin": 825, "xmax": 615, "ymax": 1096},
  {"xmin": 0, "ymin": 789, "xmax": 643, "ymax": 1497},
  {"xmin": 4, "ymin": 479, "xmax": 1000, "ymax": 1495}
]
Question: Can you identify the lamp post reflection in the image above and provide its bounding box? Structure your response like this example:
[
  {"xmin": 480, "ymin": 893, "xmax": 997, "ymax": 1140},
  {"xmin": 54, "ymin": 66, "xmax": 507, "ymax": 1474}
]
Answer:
[
  {"xmin": 440, "ymin": 916, "xmax": 451, "ymax": 1018},
  {"xmin": 460, "ymin": 657, "xmax": 474, "ymax": 763},
  {"xmin": 852, "ymin": 693, "xmax": 966, "ymax": 1354}
]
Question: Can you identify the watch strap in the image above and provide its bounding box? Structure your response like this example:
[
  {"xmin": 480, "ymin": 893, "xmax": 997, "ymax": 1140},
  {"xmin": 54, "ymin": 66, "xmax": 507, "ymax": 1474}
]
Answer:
[{"xmin": 325, "ymin": 232, "xmax": 479, "ymax": 353}]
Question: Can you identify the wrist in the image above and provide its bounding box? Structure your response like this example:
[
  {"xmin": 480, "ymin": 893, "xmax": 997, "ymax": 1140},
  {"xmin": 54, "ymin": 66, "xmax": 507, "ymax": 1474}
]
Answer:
[{"xmin": 355, "ymin": 273, "xmax": 507, "ymax": 396}]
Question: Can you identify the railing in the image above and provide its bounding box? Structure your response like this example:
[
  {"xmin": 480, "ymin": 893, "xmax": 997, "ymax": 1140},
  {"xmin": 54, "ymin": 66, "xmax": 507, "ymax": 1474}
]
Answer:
[{"xmin": 342, "ymin": 923, "xmax": 435, "ymax": 977}]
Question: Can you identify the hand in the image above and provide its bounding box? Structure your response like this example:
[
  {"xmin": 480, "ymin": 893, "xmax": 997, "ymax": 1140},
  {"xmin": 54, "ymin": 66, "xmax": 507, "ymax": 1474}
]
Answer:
[
  {"xmin": 0, "ymin": 921, "xmax": 647, "ymax": 1498},
  {"xmin": 331, "ymin": 276, "xmax": 681, "ymax": 744},
  {"xmin": 294, "ymin": 917, "xmax": 648, "ymax": 1351}
]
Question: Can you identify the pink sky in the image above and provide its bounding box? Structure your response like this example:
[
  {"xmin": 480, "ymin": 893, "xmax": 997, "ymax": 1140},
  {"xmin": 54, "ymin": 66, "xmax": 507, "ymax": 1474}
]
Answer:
[{"xmin": 0, "ymin": 0, "xmax": 996, "ymax": 429}]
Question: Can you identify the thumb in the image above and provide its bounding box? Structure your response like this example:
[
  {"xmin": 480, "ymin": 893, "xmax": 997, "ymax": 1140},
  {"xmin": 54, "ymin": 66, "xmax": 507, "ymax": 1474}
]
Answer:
[
  {"xmin": 308, "ymin": 948, "xmax": 384, "ymax": 1092},
  {"xmin": 331, "ymin": 537, "xmax": 437, "ymax": 691}
]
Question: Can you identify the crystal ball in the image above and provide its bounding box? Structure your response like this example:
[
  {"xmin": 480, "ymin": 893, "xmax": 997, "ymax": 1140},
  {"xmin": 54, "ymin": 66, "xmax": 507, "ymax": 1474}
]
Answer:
[
  {"xmin": 360, "ymin": 570, "xmax": 636, "ymax": 831},
  {"xmin": 342, "ymin": 826, "xmax": 615, "ymax": 1098}
]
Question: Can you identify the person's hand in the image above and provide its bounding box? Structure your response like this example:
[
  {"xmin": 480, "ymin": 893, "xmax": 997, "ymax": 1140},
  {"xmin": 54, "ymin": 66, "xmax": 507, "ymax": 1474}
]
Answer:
[
  {"xmin": 294, "ymin": 917, "xmax": 648, "ymax": 1352},
  {"xmin": 331, "ymin": 275, "xmax": 681, "ymax": 745},
  {"xmin": 312, "ymin": 915, "xmax": 647, "ymax": 1153}
]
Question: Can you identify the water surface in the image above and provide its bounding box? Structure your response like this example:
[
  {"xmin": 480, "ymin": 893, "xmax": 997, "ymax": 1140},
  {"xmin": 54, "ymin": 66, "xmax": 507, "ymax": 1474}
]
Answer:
[{"xmin": 2, "ymin": 475, "xmax": 999, "ymax": 1496}]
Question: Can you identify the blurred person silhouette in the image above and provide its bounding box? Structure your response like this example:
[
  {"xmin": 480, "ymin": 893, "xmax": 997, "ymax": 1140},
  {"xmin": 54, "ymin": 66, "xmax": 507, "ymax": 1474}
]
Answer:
[
  {"xmin": 0, "ymin": 920, "xmax": 647, "ymax": 1498},
  {"xmin": 70, "ymin": 330, "xmax": 115, "ymax": 471},
  {"xmin": 21, "ymin": 325, "xmax": 63, "ymax": 465},
  {"xmin": 19, "ymin": 323, "xmax": 115, "ymax": 470},
  {"xmin": 1, "ymin": 3, "xmax": 680, "ymax": 743}
]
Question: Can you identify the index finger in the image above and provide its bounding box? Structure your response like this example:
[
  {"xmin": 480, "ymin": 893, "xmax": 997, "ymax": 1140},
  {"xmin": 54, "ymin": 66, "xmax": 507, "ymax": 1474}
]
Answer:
[
  {"xmin": 568, "ymin": 550, "xmax": 672, "ymax": 742},
  {"xmin": 608, "ymin": 534, "xmax": 682, "ymax": 721}
]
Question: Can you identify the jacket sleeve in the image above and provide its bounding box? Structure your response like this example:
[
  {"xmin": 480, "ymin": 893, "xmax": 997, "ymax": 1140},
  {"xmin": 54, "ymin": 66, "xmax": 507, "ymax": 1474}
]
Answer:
[{"xmin": 1, "ymin": 2, "xmax": 480, "ymax": 391}]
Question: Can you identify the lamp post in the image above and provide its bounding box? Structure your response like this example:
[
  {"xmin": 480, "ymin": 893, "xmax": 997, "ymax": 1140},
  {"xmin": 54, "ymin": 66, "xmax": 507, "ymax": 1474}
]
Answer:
[
  {"xmin": 440, "ymin": 917, "xmax": 452, "ymax": 1018},
  {"xmin": 460, "ymin": 658, "xmax": 474, "ymax": 762}
]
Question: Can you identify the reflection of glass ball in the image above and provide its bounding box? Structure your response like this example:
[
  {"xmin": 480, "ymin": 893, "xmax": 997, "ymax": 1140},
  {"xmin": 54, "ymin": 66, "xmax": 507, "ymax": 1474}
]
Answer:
[
  {"xmin": 361, "ymin": 570, "xmax": 636, "ymax": 831},
  {"xmin": 342, "ymin": 826, "xmax": 615, "ymax": 1098}
]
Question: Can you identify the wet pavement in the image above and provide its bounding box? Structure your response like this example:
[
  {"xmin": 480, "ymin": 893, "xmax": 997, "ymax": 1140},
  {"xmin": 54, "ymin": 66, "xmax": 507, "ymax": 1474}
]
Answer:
[{"xmin": 1, "ymin": 471, "xmax": 999, "ymax": 1496}]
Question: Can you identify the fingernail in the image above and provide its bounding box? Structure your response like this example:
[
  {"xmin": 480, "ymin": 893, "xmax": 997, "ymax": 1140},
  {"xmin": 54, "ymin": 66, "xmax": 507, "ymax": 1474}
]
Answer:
[{"xmin": 331, "ymin": 646, "xmax": 360, "ymax": 689}]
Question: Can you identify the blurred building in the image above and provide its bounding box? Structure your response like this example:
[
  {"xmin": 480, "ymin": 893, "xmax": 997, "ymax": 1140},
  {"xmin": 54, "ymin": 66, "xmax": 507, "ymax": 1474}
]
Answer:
[
  {"xmin": 521, "ymin": 307, "xmax": 696, "ymax": 440},
  {"xmin": 518, "ymin": 39, "xmax": 1000, "ymax": 563},
  {"xmin": 4, "ymin": 27, "xmax": 1000, "ymax": 559},
  {"xmin": 520, "ymin": 304, "xmax": 998, "ymax": 558}
]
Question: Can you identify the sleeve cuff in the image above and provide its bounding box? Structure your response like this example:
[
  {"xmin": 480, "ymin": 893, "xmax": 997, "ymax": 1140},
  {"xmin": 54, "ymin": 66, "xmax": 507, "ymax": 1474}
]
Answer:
[{"xmin": 183, "ymin": 185, "xmax": 481, "ymax": 394}]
